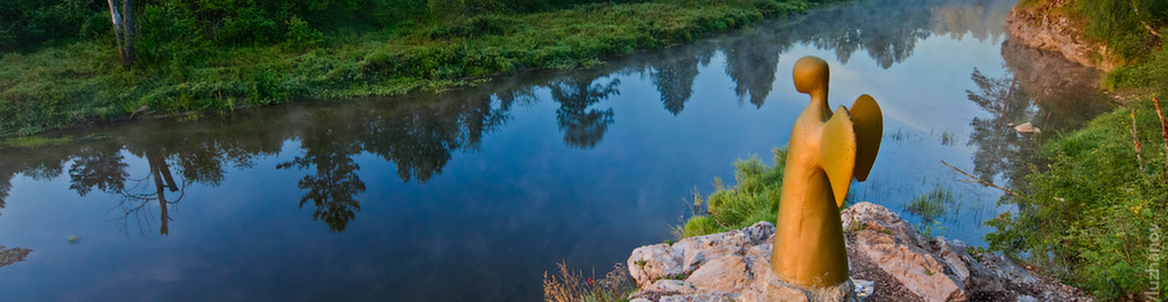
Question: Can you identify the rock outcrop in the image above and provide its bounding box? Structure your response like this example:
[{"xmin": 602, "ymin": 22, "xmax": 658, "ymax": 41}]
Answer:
[
  {"xmin": 1004, "ymin": 0, "xmax": 1121, "ymax": 70},
  {"xmin": 626, "ymin": 202, "xmax": 1093, "ymax": 302}
]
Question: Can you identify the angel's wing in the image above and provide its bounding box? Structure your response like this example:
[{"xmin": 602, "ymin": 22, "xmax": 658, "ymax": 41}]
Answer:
[
  {"xmin": 820, "ymin": 95, "xmax": 883, "ymax": 208},
  {"xmin": 850, "ymin": 94, "xmax": 883, "ymax": 182},
  {"xmin": 821, "ymin": 106, "xmax": 857, "ymax": 209}
]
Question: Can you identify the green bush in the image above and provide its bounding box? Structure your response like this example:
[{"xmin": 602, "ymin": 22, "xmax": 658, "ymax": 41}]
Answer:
[
  {"xmin": 753, "ymin": 0, "xmax": 808, "ymax": 18},
  {"xmin": 986, "ymin": 99, "xmax": 1168, "ymax": 300},
  {"xmin": 1103, "ymin": 48, "xmax": 1168, "ymax": 96},
  {"xmin": 0, "ymin": 0, "xmax": 104, "ymax": 52},
  {"xmin": 285, "ymin": 16, "xmax": 324, "ymax": 49},
  {"xmin": 680, "ymin": 148, "xmax": 786, "ymax": 238},
  {"xmin": 1074, "ymin": 0, "xmax": 1167, "ymax": 62}
]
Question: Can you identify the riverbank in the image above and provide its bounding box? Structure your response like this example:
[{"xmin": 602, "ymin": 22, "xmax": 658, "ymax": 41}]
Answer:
[
  {"xmin": 0, "ymin": 0, "xmax": 844, "ymax": 137},
  {"xmin": 988, "ymin": 0, "xmax": 1167, "ymax": 300}
]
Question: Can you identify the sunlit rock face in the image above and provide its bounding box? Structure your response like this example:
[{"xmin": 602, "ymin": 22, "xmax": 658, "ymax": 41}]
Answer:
[
  {"xmin": 1004, "ymin": 1, "xmax": 1120, "ymax": 71},
  {"xmin": 626, "ymin": 202, "xmax": 1094, "ymax": 302}
]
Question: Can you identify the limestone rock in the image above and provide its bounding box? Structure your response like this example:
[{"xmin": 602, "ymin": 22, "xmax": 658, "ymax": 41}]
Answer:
[
  {"xmin": 625, "ymin": 202, "xmax": 1094, "ymax": 302},
  {"xmin": 1004, "ymin": 1, "xmax": 1121, "ymax": 70},
  {"xmin": 686, "ymin": 254, "xmax": 750, "ymax": 294},
  {"xmin": 845, "ymin": 203, "xmax": 966, "ymax": 302},
  {"xmin": 630, "ymin": 244, "xmax": 686, "ymax": 288},
  {"xmin": 1013, "ymin": 122, "xmax": 1040, "ymax": 134}
]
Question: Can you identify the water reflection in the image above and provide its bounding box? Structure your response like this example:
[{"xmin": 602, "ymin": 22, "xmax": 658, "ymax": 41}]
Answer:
[
  {"xmin": 723, "ymin": 29, "xmax": 783, "ymax": 108},
  {"xmin": 966, "ymin": 67, "xmax": 1038, "ymax": 189},
  {"xmin": 771, "ymin": 0, "xmax": 1008, "ymax": 68},
  {"xmin": 277, "ymin": 123, "xmax": 366, "ymax": 233},
  {"xmin": 964, "ymin": 39, "xmax": 1113, "ymax": 190},
  {"xmin": 0, "ymin": 0, "xmax": 1020, "ymax": 232},
  {"xmin": 649, "ymin": 45, "xmax": 715, "ymax": 115},
  {"xmin": 550, "ymin": 73, "xmax": 621, "ymax": 148}
]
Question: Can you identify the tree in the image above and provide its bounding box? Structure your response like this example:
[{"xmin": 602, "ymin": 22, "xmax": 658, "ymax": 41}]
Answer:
[{"xmin": 106, "ymin": 0, "xmax": 134, "ymax": 65}]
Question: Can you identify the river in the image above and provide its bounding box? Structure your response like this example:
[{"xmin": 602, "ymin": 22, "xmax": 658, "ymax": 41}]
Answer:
[{"xmin": 0, "ymin": 0, "xmax": 1112, "ymax": 300}]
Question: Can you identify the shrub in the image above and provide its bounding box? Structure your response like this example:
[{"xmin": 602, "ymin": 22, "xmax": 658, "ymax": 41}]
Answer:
[
  {"xmin": 285, "ymin": 16, "xmax": 323, "ymax": 49},
  {"xmin": 1074, "ymin": 0, "xmax": 1167, "ymax": 62},
  {"xmin": 986, "ymin": 98, "xmax": 1168, "ymax": 300}
]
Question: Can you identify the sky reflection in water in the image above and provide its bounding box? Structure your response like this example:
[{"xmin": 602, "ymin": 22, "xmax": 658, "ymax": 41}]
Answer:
[{"xmin": 0, "ymin": 0, "xmax": 1113, "ymax": 300}]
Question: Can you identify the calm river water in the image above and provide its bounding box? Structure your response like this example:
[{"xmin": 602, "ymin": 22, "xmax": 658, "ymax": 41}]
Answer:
[{"xmin": 0, "ymin": 0, "xmax": 1113, "ymax": 300}]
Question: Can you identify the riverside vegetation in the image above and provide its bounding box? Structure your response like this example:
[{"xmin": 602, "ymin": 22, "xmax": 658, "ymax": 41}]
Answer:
[
  {"xmin": 987, "ymin": 0, "xmax": 1168, "ymax": 300},
  {"xmin": 0, "ymin": 0, "xmax": 844, "ymax": 136}
]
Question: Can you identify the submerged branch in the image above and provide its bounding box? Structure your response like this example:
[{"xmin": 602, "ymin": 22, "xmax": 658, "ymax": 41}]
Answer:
[{"xmin": 940, "ymin": 160, "xmax": 1017, "ymax": 196}]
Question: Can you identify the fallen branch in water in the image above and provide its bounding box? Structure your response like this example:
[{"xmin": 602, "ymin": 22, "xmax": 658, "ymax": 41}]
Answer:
[{"xmin": 941, "ymin": 160, "xmax": 1017, "ymax": 196}]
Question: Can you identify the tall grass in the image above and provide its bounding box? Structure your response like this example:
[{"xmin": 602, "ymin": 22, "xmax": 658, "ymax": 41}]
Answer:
[
  {"xmin": 676, "ymin": 148, "xmax": 786, "ymax": 238},
  {"xmin": 903, "ymin": 186, "xmax": 956, "ymax": 237},
  {"xmin": 542, "ymin": 262, "xmax": 635, "ymax": 302}
]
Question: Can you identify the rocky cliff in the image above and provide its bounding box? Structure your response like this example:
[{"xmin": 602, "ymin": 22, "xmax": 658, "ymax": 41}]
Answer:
[
  {"xmin": 625, "ymin": 202, "xmax": 1093, "ymax": 302},
  {"xmin": 1004, "ymin": 0, "xmax": 1121, "ymax": 70}
]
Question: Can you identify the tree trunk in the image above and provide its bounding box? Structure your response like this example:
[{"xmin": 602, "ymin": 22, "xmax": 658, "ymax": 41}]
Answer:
[
  {"xmin": 121, "ymin": 0, "xmax": 134, "ymax": 65},
  {"xmin": 106, "ymin": 0, "xmax": 134, "ymax": 66},
  {"xmin": 106, "ymin": 0, "xmax": 125, "ymax": 64}
]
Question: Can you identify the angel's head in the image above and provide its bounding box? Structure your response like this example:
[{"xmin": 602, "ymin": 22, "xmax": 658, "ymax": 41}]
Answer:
[{"xmin": 793, "ymin": 56, "xmax": 829, "ymax": 98}]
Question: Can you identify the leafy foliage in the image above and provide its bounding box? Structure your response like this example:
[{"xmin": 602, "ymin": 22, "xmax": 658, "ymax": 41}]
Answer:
[
  {"xmin": 0, "ymin": 0, "xmax": 107, "ymax": 52},
  {"xmin": 986, "ymin": 99, "xmax": 1168, "ymax": 300},
  {"xmin": 1104, "ymin": 48, "xmax": 1168, "ymax": 96},
  {"xmin": 1074, "ymin": 0, "xmax": 1167, "ymax": 62}
]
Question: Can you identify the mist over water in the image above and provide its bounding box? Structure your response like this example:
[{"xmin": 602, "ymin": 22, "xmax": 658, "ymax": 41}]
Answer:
[{"xmin": 0, "ymin": 0, "xmax": 1112, "ymax": 300}]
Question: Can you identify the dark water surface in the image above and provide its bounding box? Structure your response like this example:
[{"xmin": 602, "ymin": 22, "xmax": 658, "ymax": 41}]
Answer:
[{"xmin": 0, "ymin": 0, "xmax": 1113, "ymax": 300}]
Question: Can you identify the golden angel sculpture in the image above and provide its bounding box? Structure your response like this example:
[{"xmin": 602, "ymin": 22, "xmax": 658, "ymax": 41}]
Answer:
[{"xmin": 771, "ymin": 56, "xmax": 883, "ymax": 289}]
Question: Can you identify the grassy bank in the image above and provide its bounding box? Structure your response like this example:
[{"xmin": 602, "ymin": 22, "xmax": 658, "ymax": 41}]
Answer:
[
  {"xmin": 0, "ymin": 0, "xmax": 836, "ymax": 137},
  {"xmin": 986, "ymin": 0, "xmax": 1168, "ymax": 300},
  {"xmin": 986, "ymin": 98, "xmax": 1168, "ymax": 300}
]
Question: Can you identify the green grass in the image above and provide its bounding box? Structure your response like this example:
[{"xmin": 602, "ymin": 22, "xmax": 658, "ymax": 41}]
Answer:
[
  {"xmin": 0, "ymin": 0, "xmax": 820, "ymax": 137},
  {"xmin": 904, "ymin": 186, "xmax": 956, "ymax": 237},
  {"xmin": 1103, "ymin": 47, "xmax": 1168, "ymax": 95},
  {"xmin": 1, "ymin": 136, "xmax": 74, "ymax": 148},
  {"xmin": 986, "ymin": 98, "xmax": 1168, "ymax": 300},
  {"xmin": 676, "ymin": 148, "xmax": 786, "ymax": 238}
]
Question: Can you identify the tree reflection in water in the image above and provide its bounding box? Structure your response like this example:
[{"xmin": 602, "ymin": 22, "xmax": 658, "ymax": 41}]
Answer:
[
  {"xmin": 724, "ymin": 29, "xmax": 782, "ymax": 108},
  {"xmin": 0, "ymin": 0, "xmax": 1030, "ymax": 234},
  {"xmin": 278, "ymin": 113, "xmax": 367, "ymax": 233},
  {"xmin": 550, "ymin": 74, "xmax": 620, "ymax": 148},
  {"xmin": 964, "ymin": 38, "xmax": 1113, "ymax": 191},
  {"xmin": 650, "ymin": 44, "xmax": 714, "ymax": 115},
  {"xmin": 966, "ymin": 68, "xmax": 1038, "ymax": 190}
]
